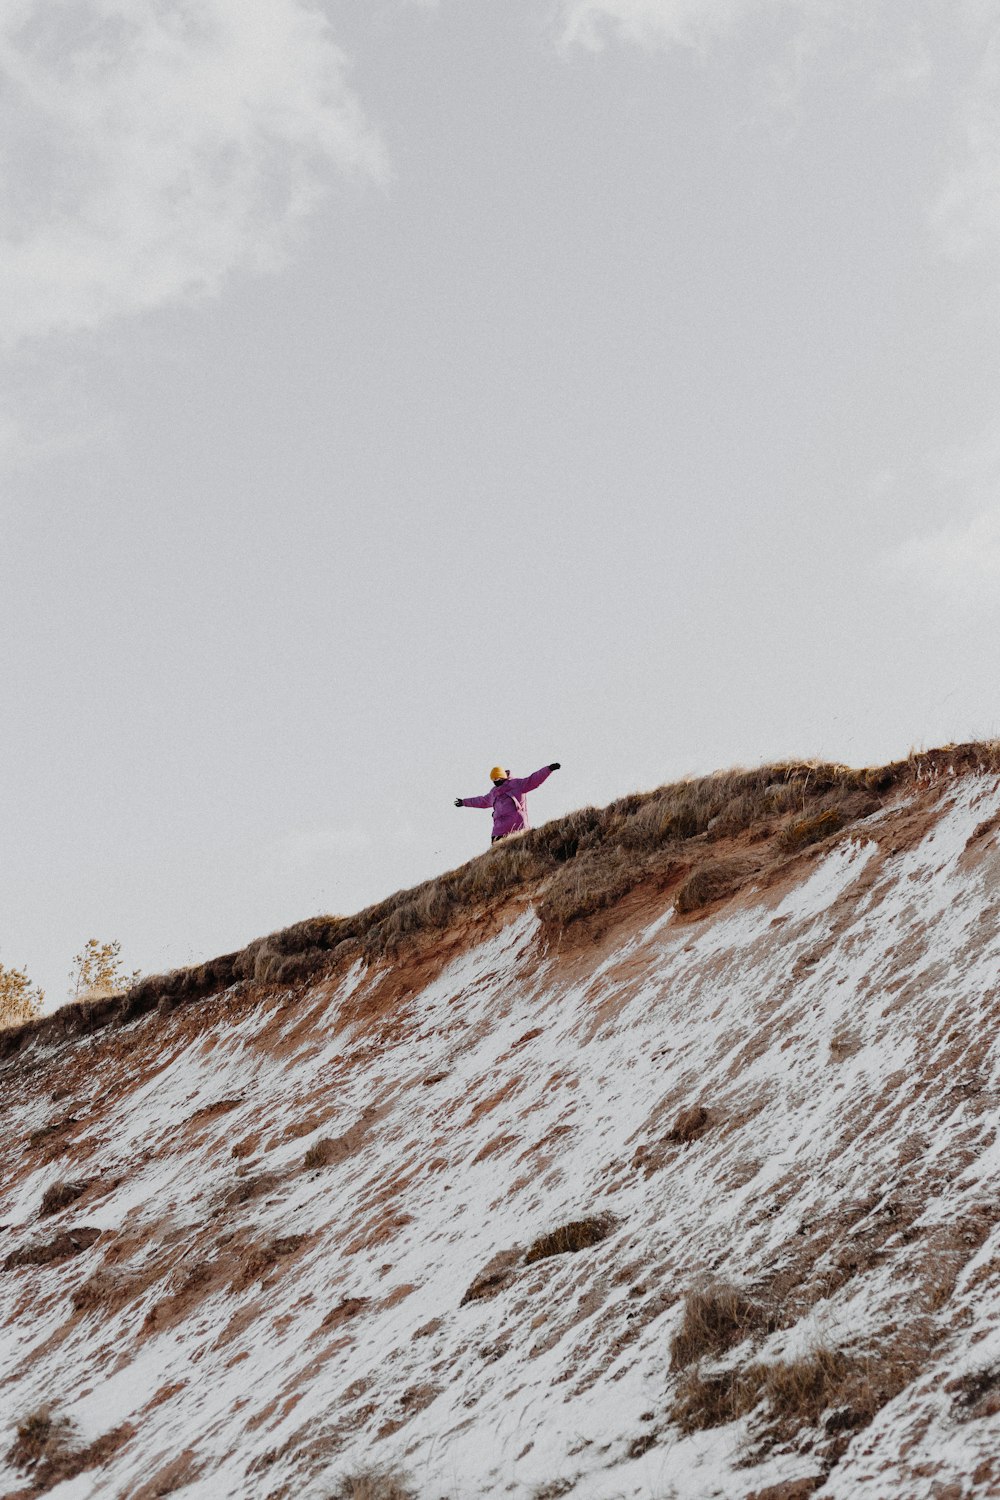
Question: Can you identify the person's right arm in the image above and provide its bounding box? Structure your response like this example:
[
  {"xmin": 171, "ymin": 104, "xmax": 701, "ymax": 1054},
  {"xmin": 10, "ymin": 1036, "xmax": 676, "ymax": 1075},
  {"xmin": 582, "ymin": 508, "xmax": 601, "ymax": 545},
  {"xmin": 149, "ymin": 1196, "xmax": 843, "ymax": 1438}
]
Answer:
[{"xmin": 455, "ymin": 792, "xmax": 494, "ymax": 809}]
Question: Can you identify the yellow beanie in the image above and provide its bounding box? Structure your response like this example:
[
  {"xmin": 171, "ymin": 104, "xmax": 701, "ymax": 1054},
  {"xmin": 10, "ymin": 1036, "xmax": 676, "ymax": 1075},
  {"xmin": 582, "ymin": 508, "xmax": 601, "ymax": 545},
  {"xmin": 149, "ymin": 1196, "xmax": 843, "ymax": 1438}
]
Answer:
[{"xmin": 489, "ymin": 765, "xmax": 507, "ymax": 783}]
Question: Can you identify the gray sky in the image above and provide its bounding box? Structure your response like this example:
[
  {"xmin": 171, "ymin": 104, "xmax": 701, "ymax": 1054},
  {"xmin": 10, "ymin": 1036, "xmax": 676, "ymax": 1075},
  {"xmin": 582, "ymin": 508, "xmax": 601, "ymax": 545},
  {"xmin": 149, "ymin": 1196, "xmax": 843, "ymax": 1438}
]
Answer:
[{"xmin": 4, "ymin": 0, "xmax": 1000, "ymax": 1006}]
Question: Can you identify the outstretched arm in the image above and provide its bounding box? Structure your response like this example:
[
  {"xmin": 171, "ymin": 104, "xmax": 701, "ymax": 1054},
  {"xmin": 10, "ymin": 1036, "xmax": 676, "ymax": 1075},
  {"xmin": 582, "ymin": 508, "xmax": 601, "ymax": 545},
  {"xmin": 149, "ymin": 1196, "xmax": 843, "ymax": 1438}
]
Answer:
[
  {"xmin": 506, "ymin": 764, "xmax": 559, "ymax": 795},
  {"xmin": 456, "ymin": 792, "xmax": 494, "ymax": 809}
]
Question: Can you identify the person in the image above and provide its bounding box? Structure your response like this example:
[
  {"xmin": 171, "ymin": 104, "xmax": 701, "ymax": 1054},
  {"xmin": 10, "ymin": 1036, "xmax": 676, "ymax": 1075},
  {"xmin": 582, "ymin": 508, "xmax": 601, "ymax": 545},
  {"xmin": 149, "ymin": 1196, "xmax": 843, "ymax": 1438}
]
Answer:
[{"xmin": 455, "ymin": 763, "xmax": 561, "ymax": 844}]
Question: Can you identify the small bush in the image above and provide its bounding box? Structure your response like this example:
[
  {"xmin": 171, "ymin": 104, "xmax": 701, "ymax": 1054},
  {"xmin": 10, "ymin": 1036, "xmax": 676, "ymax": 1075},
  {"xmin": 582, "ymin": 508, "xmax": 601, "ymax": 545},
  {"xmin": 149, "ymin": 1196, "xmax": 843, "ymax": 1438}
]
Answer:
[
  {"xmin": 524, "ymin": 1214, "xmax": 615, "ymax": 1265},
  {"xmin": 459, "ymin": 1248, "xmax": 523, "ymax": 1305},
  {"xmin": 0, "ymin": 961, "xmax": 44, "ymax": 1029},
  {"xmin": 538, "ymin": 849, "xmax": 649, "ymax": 929},
  {"xmin": 328, "ymin": 1468, "xmax": 416, "ymax": 1500},
  {"xmin": 673, "ymin": 859, "xmax": 753, "ymax": 915},
  {"xmin": 670, "ymin": 1283, "xmax": 770, "ymax": 1370}
]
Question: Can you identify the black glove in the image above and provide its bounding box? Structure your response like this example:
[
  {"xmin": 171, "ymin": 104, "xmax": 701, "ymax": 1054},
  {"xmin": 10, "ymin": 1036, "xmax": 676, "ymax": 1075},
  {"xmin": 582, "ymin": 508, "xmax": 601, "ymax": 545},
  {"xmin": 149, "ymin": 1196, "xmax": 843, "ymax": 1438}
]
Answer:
[
  {"xmin": 454, "ymin": 798, "xmax": 463, "ymax": 807},
  {"xmin": 549, "ymin": 762, "xmax": 561, "ymax": 771}
]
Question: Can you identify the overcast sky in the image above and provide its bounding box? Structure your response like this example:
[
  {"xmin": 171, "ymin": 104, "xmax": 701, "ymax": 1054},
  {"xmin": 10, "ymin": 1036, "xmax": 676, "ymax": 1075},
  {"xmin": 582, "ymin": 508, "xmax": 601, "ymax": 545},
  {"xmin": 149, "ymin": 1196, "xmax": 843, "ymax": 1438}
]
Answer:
[{"xmin": 4, "ymin": 0, "xmax": 1000, "ymax": 1006}]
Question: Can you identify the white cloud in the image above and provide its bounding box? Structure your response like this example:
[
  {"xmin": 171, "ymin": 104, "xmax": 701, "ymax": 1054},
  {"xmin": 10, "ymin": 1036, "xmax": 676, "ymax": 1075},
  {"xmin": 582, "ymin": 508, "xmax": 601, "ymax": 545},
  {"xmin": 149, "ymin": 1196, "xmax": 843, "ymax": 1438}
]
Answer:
[
  {"xmin": 891, "ymin": 509, "xmax": 1000, "ymax": 605},
  {"xmin": 0, "ymin": 0, "xmax": 387, "ymax": 342},
  {"xmin": 558, "ymin": 0, "xmax": 818, "ymax": 53},
  {"xmin": 934, "ymin": 28, "xmax": 1000, "ymax": 263}
]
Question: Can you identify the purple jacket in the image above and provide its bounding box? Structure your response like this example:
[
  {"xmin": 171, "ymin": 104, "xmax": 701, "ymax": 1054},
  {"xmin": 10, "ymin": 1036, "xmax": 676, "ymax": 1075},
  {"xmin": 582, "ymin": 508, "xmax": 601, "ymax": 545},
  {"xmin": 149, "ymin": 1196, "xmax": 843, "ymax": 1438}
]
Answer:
[{"xmin": 459, "ymin": 766, "xmax": 554, "ymax": 839}]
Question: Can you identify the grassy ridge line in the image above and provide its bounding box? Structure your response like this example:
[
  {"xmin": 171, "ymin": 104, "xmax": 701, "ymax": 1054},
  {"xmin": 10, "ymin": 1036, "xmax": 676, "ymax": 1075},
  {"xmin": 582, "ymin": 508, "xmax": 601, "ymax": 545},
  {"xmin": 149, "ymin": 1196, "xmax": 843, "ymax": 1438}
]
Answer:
[{"xmin": 2, "ymin": 742, "xmax": 997, "ymax": 1061}]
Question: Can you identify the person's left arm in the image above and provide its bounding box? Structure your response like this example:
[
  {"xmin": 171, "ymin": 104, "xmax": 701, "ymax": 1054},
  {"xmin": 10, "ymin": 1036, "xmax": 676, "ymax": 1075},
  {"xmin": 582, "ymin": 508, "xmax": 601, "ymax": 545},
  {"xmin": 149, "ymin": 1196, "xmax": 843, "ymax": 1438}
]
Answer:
[{"xmin": 505, "ymin": 763, "xmax": 560, "ymax": 795}]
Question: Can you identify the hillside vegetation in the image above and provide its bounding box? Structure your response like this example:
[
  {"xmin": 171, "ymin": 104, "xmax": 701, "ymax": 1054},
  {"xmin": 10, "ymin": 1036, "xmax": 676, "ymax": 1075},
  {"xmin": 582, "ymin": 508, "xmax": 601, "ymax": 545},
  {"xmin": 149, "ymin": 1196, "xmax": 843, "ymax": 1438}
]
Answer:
[
  {"xmin": 3, "ymin": 741, "xmax": 994, "ymax": 1058},
  {"xmin": 4, "ymin": 743, "xmax": 1000, "ymax": 1497}
]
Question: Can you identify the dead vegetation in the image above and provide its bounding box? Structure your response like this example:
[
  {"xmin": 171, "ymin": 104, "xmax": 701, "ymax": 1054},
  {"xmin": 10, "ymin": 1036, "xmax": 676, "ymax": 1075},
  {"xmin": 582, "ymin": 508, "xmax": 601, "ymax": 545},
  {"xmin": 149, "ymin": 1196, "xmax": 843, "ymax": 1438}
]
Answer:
[
  {"xmin": 524, "ymin": 1214, "xmax": 616, "ymax": 1265},
  {"xmin": 461, "ymin": 1215, "xmax": 615, "ymax": 1304},
  {"xmin": 669, "ymin": 1282, "xmax": 773, "ymax": 1369},
  {"xmin": 2, "ymin": 742, "xmax": 994, "ymax": 1055},
  {"xmin": 327, "ymin": 1468, "xmax": 416, "ymax": 1500},
  {"xmin": 3, "ymin": 1226, "xmax": 101, "ymax": 1270},
  {"xmin": 673, "ymin": 858, "xmax": 756, "ymax": 915},
  {"xmin": 670, "ymin": 1333, "xmax": 928, "ymax": 1447},
  {"xmin": 5, "ymin": 1406, "xmax": 133, "ymax": 1489},
  {"xmin": 219, "ymin": 1171, "xmax": 281, "ymax": 1210},
  {"xmin": 668, "ymin": 1103, "xmax": 711, "ymax": 1144},
  {"xmin": 39, "ymin": 1178, "xmax": 92, "ymax": 1217},
  {"xmin": 829, "ymin": 1031, "xmax": 861, "ymax": 1062},
  {"xmin": 230, "ymin": 1235, "xmax": 307, "ymax": 1292},
  {"xmin": 304, "ymin": 1136, "xmax": 337, "ymax": 1169},
  {"xmin": 71, "ymin": 1269, "xmax": 144, "ymax": 1316}
]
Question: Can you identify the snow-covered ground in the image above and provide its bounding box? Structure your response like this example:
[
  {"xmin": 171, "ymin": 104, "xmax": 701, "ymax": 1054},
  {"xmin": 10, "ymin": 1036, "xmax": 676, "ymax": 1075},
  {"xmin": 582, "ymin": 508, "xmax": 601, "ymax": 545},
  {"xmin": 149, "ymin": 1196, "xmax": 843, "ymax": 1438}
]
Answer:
[{"xmin": 3, "ymin": 776, "xmax": 1000, "ymax": 1498}]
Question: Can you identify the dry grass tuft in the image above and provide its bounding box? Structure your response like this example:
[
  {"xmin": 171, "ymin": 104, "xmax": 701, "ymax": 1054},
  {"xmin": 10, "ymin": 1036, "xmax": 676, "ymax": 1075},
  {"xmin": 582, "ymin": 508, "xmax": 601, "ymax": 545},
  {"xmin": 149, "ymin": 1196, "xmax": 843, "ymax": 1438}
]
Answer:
[
  {"xmin": 829, "ymin": 1030, "xmax": 861, "ymax": 1062},
  {"xmin": 778, "ymin": 809, "xmax": 848, "ymax": 851},
  {"xmin": 6, "ymin": 1406, "xmax": 133, "ymax": 1487},
  {"xmin": 39, "ymin": 1178, "xmax": 93, "ymax": 1217},
  {"xmin": 670, "ymin": 1283, "xmax": 772, "ymax": 1370},
  {"xmin": 460, "ymin": 1247, "xmax": 523, "ymax": 1305},
  {"xmin": 6, "ymin": 1408, "xmax": 76, "ymax": 1472},
  {"xmin": 220, "ymin": 1171, "xmax": 281, "ymax": 1209},
  {"xmin": 673, "ymin": 859, "xmax": 754, "ymax": 915},
  {"xmin": 71, "ymin": 1269, "xmax": 142, "ymax": 1316},
  {"xmin": 328, "ymin": 1468, "xmax": 416, "ymax": 1500},
  {"xmin": 670, "ymin": 1335, "xmax": 927, "ymax": 1442},
  {"xmin": 523, "ymin": 1214, "xmax": 615, "ymax": 1265},
  {"xmin": 4, "ymin": 1226, "xmax": 101, "ymax": 1270},
  {"xmin": 230, "ymin": 1235, "xmax": 307, "ymax": 1292},
  {"xmin": 946, "ymin": 1363, "xmax": 1000, "ymax": 1421},
  {"xmin": 671, "ymin": 1365, "xmax": 758, "ymax": 1432},
  {"xmin": 668, "ymin": 1103, "xmax": 711, "ymax": 1144}
]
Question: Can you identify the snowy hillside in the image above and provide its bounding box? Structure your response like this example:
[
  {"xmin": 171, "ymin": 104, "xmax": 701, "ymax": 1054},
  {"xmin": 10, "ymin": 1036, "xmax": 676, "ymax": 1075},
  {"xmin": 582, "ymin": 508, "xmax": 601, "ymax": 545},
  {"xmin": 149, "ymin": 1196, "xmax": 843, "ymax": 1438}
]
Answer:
[{"xmin": 3, "ymin": 761, "xmax": 1000, "ymax": 1498}]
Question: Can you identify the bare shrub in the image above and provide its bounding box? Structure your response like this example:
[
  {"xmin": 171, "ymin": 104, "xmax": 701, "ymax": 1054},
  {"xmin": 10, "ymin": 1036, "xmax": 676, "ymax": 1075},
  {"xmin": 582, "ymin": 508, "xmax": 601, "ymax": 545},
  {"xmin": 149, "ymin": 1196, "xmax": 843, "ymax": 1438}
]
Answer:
[
  {"xmin": 524, "ymin": 1214, "xmax": 615, "ymax": 1265},
  {"xmin": 69, "ymin": 937, "xmax": 141, "ymax": 1002},
  {"xmin": 669, "ymin": 1283, "xmax": 771, "ymax": 1370},
  {"xmin": 328, "ymin": 1468, "xmax": 416, "ymax": 1500},
  {"xmin": 0, "ymin": 961, "xmax": 44, "ymax": 1029},
  {"xmin": 39, "ymin": 1178, "xmax": 92, "ymax": 1217},
  {"xmin": 673, "ymin": 858, "xmax": 754, "ymax": 915}
]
